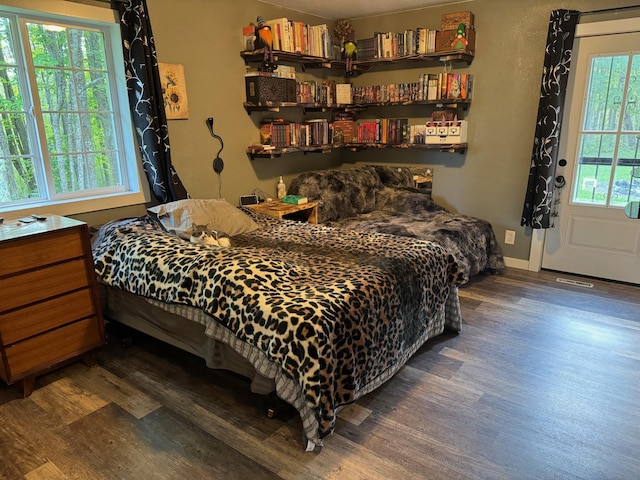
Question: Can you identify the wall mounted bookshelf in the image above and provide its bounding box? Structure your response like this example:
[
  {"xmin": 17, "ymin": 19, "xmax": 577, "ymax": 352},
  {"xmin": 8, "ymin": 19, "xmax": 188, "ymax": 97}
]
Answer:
[{"xmin": 242, "ymin": 25, "xmax": 476, "ymax": 159}]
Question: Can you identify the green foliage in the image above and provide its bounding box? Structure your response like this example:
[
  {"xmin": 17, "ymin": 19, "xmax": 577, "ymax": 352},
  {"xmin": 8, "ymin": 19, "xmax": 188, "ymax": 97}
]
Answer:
[{"xmin": 1, "ymin": 18, "xmax": 122, "ymax": 204}]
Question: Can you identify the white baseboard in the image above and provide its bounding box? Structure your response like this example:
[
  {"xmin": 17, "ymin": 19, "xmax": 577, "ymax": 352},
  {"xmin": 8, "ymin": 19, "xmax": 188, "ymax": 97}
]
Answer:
[{"xmin": 503, "ymin": 256, "xmax": 532, "ymax": 271}]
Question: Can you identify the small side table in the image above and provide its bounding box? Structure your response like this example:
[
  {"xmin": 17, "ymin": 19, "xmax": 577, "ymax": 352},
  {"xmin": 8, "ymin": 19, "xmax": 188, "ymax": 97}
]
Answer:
[{"xmin": 245, "ymin": 200, "xmax": 318, "ymax": 224}]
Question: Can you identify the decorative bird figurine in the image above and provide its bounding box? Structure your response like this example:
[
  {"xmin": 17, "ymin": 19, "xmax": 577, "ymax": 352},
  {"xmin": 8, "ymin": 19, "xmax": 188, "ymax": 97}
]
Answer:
[
  {"xmin": 254, "ymin": 16, "xmax": 277, "ymax": 72},
  {"xmin": 343, "ymin": 40, "xmax": 357, "ymax": 76},
  {"xmin": 334, "ymin": 19, "xmax": 356, "ymax": 76},
  {"xmin": 451, "ymin": 23, "xmax": 468, "ymax": 50}
]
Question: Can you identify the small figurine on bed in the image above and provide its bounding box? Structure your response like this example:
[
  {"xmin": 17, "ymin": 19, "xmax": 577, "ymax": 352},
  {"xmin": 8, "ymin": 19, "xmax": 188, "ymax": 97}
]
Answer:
[{"xmin": 189, "ymin": 224, "xmax": 231, "ymax": 247}]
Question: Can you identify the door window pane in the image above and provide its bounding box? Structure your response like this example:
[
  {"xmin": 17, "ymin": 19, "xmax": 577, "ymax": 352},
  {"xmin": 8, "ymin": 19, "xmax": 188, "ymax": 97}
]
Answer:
[
  {"xmin": 583, "ymin": 55, "xmax": 628, "ymax": 131},
  {"xmin": 622, "ymin": 55, "xmax": 640, "ymax": 132},
  {"xmin": 574, "ymin": 133, "xmax": 614, "ymax": 205},
  {"xmin": 573, "ymin": 53, "xmax": 640, "ymax": 207}
]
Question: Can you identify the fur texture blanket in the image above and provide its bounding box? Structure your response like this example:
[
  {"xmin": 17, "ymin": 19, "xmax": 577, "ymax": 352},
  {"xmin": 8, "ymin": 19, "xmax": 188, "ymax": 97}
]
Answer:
[{"xmin": 288, "ymin": 165, "xmax": 505, "ymax": 282}]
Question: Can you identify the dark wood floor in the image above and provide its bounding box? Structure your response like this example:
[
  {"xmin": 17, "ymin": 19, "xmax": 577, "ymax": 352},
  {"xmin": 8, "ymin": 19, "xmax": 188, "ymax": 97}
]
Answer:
[{"xmin": 1, "ymin": 268, "xmax": 639, "ymax": 479}]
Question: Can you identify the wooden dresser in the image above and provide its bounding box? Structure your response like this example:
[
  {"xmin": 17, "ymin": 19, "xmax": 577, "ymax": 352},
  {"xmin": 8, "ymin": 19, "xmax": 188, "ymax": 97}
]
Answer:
[{"xmin": 0, "ymin": 215, "xmax": 105, "ymax": 396}]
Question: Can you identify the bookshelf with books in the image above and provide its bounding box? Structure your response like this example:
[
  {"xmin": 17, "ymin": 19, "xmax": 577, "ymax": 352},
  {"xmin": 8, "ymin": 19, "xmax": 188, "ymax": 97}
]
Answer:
[{"xmin": 241, "ymin": 11, "xmax": 476, "ymax": 159}]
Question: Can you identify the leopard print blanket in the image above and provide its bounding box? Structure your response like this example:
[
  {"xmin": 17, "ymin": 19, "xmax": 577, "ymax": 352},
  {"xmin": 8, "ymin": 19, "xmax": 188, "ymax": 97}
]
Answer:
[{"xmin": 92, "ymin": 214, "xmax": 464, "ymax": 440}]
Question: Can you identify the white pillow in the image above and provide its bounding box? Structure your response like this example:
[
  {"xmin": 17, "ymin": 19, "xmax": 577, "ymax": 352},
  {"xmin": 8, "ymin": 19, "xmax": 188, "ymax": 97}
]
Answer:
[{"xmin": 148, "ymin": 199, "xmax": 258, "ymax": 238}]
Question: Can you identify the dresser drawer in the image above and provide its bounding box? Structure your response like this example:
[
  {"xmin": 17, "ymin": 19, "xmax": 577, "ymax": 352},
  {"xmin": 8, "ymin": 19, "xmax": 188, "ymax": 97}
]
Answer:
[
  {"xmin": 4, "ymin": 317, "xmax": 102, "ymax": 380},
  {"xmin": 0, "ymin": 259, "xmax": 89, "ymax": 312},
  {"xmin": 0, "ymin": 288, "xmax": 95, "ymax": 345},
  {"xmin": 0, "ymin": 228, "xmax": 84, "ymax": 277}
]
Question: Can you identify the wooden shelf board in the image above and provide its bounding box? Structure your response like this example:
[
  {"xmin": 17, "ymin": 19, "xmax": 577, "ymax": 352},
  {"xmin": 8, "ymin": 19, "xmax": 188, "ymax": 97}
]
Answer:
[
  {"xmin": 247, "ymin": 142, "xmax": 467, "ymax": 158},
  {"xmin": 244, "ymin": 99, "xmax": 470, "ymax": 114},
  {"xmin": 240, "ymin": 49, "xmax": 474, "ymax": 72}
]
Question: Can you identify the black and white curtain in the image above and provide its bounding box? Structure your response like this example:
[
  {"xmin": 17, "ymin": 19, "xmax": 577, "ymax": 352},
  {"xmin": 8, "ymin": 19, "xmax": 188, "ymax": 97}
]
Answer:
[
  {"xmin": 116, "ymin": 0, "xmax": 189, "ymax": 203},
  {"xmin": 521, "ymin": 9, "xmax": 578, "ymax": 229}
]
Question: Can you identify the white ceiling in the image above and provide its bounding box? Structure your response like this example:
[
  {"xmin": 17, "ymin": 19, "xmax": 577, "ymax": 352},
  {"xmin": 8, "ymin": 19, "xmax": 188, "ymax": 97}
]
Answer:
[{"xmin": 257, "ymin": 0, "xmax": 472, "ymax": 20}]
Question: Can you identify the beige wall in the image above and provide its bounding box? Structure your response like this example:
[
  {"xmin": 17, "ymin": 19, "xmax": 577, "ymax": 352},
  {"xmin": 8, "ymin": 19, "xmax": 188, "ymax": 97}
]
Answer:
[{"xmin": 63, "ymin": 0, "xmax": 640, "ymax": 261}]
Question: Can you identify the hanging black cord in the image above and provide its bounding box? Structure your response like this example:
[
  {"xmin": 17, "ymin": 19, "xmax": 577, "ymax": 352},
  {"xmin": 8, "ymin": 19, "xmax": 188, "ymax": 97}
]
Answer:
[
  {"xmin": 206, "ymin": 117, "xmax": 224, "ymax": 174},
  {"xmin": 206, "ymin": 117, "xmax": 224, "ymax": 198}
]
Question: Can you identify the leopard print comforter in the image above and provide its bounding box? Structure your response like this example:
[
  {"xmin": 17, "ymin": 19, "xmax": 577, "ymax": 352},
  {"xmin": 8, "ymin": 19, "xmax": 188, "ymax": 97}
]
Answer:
[{"xmin": 92, "ymin": 214, "xmax": 464, "ymax": 441}]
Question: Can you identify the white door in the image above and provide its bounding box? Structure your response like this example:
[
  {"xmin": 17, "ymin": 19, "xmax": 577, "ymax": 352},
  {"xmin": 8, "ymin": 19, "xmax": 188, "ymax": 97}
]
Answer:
[{"xmin": 542, "ymin": 30, "xmax": 640, "ymax": 285}]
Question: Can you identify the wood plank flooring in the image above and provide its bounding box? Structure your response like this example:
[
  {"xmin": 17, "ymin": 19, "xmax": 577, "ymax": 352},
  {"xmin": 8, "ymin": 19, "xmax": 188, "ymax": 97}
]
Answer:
[{"xmin": 1, "ymin": 268, "xmax": 639, "ymax": 479}]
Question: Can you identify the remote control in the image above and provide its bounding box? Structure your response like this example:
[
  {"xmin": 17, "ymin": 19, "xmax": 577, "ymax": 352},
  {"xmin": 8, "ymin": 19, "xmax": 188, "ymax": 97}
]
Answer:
[
  {"xmin": 19, "ymin": 217, "xmax": 35, "ymax": 223},
  {"xmin": 31, "ymin": 214, "xmax": 47, "ymax": 221}
]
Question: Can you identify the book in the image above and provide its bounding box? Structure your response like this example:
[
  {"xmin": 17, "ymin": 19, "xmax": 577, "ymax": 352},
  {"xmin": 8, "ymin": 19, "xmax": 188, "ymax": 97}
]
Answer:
[
  {"xmin": 336, "ymin": 83, "xmax": 352, "ymax": 105},
  {"xmin": 281, "ymin": 195, "xmax": 308, "ymax": 205},
  {"xmin": 331, "ymin": 119, "xmax": 356, "ymax": 143},
  {"xmin": 242, "ymin": 25, "xmax": 255, "ymax": 51}
]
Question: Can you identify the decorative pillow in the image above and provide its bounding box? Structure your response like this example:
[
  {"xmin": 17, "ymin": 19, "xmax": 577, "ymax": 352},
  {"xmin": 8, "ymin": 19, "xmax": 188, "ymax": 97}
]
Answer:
[{"xmin": 147, "ymin": 199, "xmax": 258, "ymax": 239}]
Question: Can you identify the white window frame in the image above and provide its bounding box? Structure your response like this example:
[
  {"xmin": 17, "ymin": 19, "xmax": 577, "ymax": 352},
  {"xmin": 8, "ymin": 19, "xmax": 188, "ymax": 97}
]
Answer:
[{"xmin": 0, "ymin": 0, "xmax": 147, "ymax": 219}]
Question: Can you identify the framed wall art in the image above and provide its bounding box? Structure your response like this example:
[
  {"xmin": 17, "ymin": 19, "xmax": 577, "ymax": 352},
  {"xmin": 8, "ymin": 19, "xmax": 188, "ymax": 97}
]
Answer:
[{"xmin": 159, "ymin": 62, "xmax": 189, "ymax": 120}]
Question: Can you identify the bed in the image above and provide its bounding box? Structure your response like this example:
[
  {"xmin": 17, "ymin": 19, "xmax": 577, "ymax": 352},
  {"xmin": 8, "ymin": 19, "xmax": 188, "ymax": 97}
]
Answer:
[
  {"xmin": 288, "ymin": 165, "xmax": 506, "ymax": 282},
  {"xmin": 91, "ymin": 199, "xmax": 464, "ymax": 450}
]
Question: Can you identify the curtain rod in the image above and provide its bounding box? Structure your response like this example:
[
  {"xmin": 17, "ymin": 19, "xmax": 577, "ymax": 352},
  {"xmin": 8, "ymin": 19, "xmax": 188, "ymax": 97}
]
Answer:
[{"xmin": 578, "ymin": 4, "xmax": 640, "ymax": 16}]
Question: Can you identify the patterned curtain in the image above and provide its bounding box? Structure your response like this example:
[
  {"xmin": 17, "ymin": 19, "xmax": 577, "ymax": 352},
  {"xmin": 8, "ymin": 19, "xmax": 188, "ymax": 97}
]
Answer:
[
  {"xmin": 116, "ymin": 0, "xmax": 189, "ymax": 203},
  {"xmin": 521, "ymin": 9, "xmax": 578, "ymax": 229}
]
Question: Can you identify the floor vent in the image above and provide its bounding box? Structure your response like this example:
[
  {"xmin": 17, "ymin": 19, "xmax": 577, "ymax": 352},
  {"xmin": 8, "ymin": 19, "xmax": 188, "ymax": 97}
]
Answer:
[{"xmin": 556, "ymin": 277, "xmax": 594, "ymax": 288}]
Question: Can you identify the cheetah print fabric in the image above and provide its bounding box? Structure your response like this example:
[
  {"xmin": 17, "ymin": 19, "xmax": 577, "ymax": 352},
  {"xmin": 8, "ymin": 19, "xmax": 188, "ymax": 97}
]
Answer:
[{"xmin": 92, "ymin": 213, "xmax": 464, "ymax": 439}]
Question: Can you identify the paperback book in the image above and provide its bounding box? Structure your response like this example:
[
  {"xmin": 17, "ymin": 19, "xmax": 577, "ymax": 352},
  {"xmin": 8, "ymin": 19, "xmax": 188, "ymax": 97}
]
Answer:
[{"xmin": 281, "ymin": 195, "xmax": 308, "ymax": 205}]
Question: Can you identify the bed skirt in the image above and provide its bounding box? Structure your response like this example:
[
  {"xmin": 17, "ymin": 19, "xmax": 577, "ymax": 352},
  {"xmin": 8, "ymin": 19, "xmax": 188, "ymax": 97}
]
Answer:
[{"xmin": 100, "ymin": 284, "xmax": 461, "ymax": 450}]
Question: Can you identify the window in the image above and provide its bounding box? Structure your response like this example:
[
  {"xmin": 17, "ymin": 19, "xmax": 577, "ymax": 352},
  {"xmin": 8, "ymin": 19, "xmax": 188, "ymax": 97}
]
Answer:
[
  {"xmin": 0, "ymin": 2, "xmax": 143, "ymax": 216},
  {"xmin": 573, "ymin": 52, "xmax": 640, "ymax": 207}
]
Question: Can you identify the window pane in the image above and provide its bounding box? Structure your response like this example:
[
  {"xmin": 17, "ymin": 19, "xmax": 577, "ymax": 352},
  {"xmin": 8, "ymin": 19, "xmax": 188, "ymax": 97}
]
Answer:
[
  {"xmin": 0, "ymin": 17, "xmax": 42, "ymax": 201},
  {"xmin": 30, "ymin": 21, "xmax": 123, "ymax": 194},
  {"xmin": 27, "ymin": 22, "xmax": 70, "ymax": 68},
  {"xmin": 81, "ymin": 113, "xmax": 117, "ymax": 151},
  {"xmin": 583, "ymin": 55, "xmax": 629, "ymax": 132},
  {"xmin": 0, "ymin": 67, "xmax": 24, "ymax": 113},
  {"xmin": 42, "ymin": 112, "xmax": 81, "ymax": 154},
  {"xmin": 36, "ymin": 69, "xmax": 77, "ymax": 110},
  {"xmin": 573, "ymin": 133, "xmax": 615, "ymax": 205},
  {"xmin": 75, "ymin": 71, "xmax": 111, "ymax": 111},
  {"xmin": 69, "ymin": 28, "xmax": 106, "ymax": 70},
  {"xmin": 89, "ymin": 152, "xmax": 123, "ymax": 188},
  {"xmin": 612, "ymin": 134, "xmax": 640, "ymax": 206},
  {"xmin": 0, "ymin": 17, "xmax": 16, "ymax": 64},
  {"xmin": 51, "ymin": 153, "xmax": 89, "ymax": 193},
  {"xmin": 0, "ymin": 157, "xmax": 39, "ymax": 201},
  {"xmin": 0, "ymin": 113, "xmax": 31, "ymax": 156},
  {"xmin": 622, "ymin": 55, "xmax": 640, "ymax": 132}
]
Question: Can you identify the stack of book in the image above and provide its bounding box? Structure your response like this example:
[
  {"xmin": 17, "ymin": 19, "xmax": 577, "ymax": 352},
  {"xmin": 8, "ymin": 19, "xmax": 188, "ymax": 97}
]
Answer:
[
  {"xmin": 241, "ymin": 18, "xmax": 333, "ymax": 58},
  {"xmin": 348, "ymin": 72, "xmax": 473, "ymax": 104},
  {"xmin": 296, "ymin": 80, "xmax": 339, "ymax": 105},
  {"xmin": 259, "ymin": 119, "xmax": 329, "ymax": 148},
  {"xmin": 373, "ymin": 28, "xmax": 438, "ymax": 59}
]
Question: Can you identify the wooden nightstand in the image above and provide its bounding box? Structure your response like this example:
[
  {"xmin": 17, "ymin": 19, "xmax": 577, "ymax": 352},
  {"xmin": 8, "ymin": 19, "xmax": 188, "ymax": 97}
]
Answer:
[
  {"xmin": 0, "ymin": 215, "xmax": 105, "ymax": 397},
  {"xmin": 245, "ymin": 200, "xmax": 318, "ymax": 224}
]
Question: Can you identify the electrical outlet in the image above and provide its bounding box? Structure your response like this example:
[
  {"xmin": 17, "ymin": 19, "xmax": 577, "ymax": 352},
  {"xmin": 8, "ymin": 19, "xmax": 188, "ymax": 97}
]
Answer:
[{"xmin": 505, "ymin": 230, "xmax": 516, "ymax": 245}]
